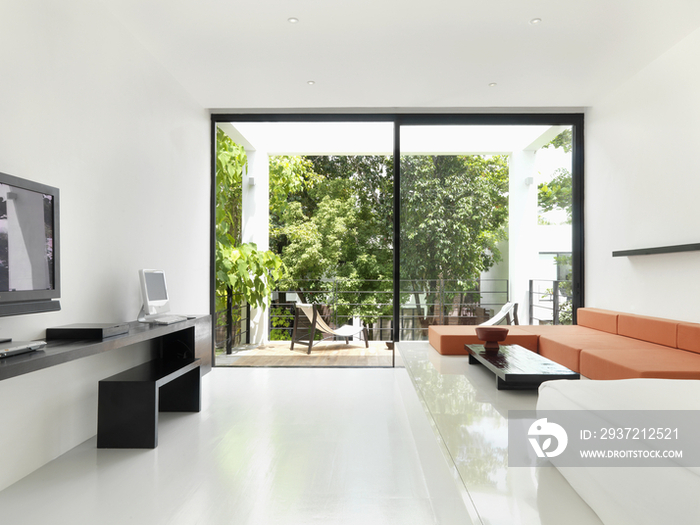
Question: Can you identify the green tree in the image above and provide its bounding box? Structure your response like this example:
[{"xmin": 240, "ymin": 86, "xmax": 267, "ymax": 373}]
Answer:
[
  {"xmin": 216, "ymin": 242, "xmax": 285, "ymax": 310},
  {"xmin": 538, "ymin": 130, "xmax": 573, "ymax": 224},
  {"xmin": 308, "ymin": 156, "xmax": 394, "ymax": 324},
  {"xmin": 216, "ymin": 130, "xmax": 285, "ymax": 351},
  {"xmin": 271, "ymin": 155, "xmax": 394, "ymax": 327},
  {"xmin": 215, "ymin": 128, "xmax": 245, "ymax": 251},
  {"xmin": 269, "ymin": 155, "xmax": 322, "ymax": 257},
  {"xmin": 542, "ymin": 128, "xmax": 572, "ymax": 153},
  {"xmin": 269, "ymin": 153, "xmax": 509, "ymax": 337},
  {"xmin": 400, "ymin": 155, "xmax": 509, "ymax": 330},
  {"xmin": 538, "ymin": 168, "xmax": 572, "ymax": 223}
]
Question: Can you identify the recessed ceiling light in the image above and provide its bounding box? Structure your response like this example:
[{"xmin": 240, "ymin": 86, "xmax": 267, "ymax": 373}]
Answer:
[
  {"xmin": 530, "ymin": 18, "xmax": 542, "ymax": 25},
  {"xmin": 489, "ymin": 82, "xmax": 498, "ymax": 88},
  {"xmin": 288, "ymin": 17, "xmax": 299, "ymax": 23},
  {"xmin": 307, "ymin": 80, "xmax": 316, "ymax": 85}
]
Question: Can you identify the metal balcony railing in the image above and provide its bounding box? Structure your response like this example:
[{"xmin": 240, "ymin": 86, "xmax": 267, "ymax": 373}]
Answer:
[
  {"xmin": 270, "ymin": 278, "xmax": 509, "ymax": 341},
  {"xmin": 529, "ymin": 279, "xmax": 572, "ymax": 325},
  {"xmin": 215, "ymin": 294, "xmax": 250, "ymax": 354}
]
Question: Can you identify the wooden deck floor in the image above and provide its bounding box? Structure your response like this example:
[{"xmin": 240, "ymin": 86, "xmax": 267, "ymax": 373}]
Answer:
[{"xmin": 215, "ymin": 340, "xmax": 394, "ymax": 367}]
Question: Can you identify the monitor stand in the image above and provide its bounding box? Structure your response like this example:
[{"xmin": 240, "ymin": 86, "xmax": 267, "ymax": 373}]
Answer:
[{"xmin": 137, "ymin": 306, "xmax": 149, "ymax": 323}]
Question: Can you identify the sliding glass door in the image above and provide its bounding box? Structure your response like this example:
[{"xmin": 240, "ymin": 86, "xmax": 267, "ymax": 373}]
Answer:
[
  {"xmin": 397, "ymin": 123, "xmax": 576, "ymax": 340},
  {"xmin": 213, "ymin": 120, "xmax": 396, "ymax": 367},
  {"xmin": 211, "ymin": 114, "xmax": 584, "ymax": 364}
]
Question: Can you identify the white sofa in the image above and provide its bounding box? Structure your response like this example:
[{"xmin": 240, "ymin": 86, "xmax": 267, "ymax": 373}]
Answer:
[{"xmin": 537, "ymin": 379, "xmax": 700, "ymax": 525}]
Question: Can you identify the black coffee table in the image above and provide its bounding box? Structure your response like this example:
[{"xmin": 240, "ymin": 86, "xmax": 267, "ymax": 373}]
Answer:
[{"xmin": 466, "ymin": 344, "xmax": 579, "ymax": 390}]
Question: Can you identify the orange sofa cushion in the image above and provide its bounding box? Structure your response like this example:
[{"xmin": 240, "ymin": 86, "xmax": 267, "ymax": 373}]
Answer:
[
  {"xmin": 677, "ymin": 322, "xmax": 700, "ymax": 355},
  {"xmin": 536, "ymin": 332, "xmax": 627, "ymax": 374},
  {"xmin": 617, "ymin": 313, "xmax": 678, "ymax": 347},
  {"xmin": 580, "ymin": 346, "xmax": 700, "ymax": 380},
  {"xmin": 428, "ymin": 325, "xmax": 539, "ymax": 355},
  {"xmin": 576, "ymin": 308, "xmax": 619, "ymax": 334},
  {"xmin": 517, "ymin": 325, "xmax": 602, "ymax": 336}
]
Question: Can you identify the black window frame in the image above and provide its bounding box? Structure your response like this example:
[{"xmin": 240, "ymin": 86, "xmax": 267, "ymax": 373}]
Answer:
[{"xmin": 210, "ymin": 113, "xmax": 584, "ymax": 365}]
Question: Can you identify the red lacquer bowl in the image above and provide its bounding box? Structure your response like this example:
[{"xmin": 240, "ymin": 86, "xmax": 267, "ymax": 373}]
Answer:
[{"xmin": 475, "ymin": 326, "xmax": 509, "ymax": 352}]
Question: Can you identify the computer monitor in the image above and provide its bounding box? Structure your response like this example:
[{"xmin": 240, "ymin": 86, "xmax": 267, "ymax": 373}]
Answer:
[{"xmin": 138, "ymin": 269, "xmax": 171, "ymax": 321}]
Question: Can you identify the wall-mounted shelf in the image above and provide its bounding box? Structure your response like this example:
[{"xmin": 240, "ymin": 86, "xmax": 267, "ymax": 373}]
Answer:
[{"xmin": 612, "ymin": 243, "xmax": 700, "ymax": 257}]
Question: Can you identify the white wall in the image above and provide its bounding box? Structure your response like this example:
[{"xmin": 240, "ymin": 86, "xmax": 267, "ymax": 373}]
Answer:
[
  {"xmin": 586, "ymin": 25, "xmax": 700, "ymax": 321},
  {"xmin": 0, "ymin": 0, "xmax": 209, "ymax": 490}
]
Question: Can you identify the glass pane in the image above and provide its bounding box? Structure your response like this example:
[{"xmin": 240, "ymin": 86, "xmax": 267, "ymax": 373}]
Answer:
[
  {"xmin": 214, "ymin": 122, "xmax": 395, "ymax": 367},
  {"xmin": 399, "ymin": 125, "xmax": 573, "ymax": 340}
]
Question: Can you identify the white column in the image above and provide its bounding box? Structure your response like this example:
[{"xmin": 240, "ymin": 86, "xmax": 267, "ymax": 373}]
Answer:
[
  {"xmin": 508, "ymin": 151, "xmax": 539, "ymax": 324},
  {"xmin": 480, "ymin": 239, "xmax": 509, "ymax": 317},
  {"xmin": 242, "ymin": 150, "xmax": 270, "ymax": 344}
]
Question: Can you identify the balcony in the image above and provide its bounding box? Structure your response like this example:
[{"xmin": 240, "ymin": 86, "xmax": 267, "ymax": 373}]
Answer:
[
  {"xmin": 215, "ymin": 278, "xmax": 574, "ymax": 367},
  {"xmin": 529, "ymin": 279, "xmax": 573, "ymax": 325},
  {"xmin": 216, "ymin": 278, "xmax": 509, "ymax": 348}
]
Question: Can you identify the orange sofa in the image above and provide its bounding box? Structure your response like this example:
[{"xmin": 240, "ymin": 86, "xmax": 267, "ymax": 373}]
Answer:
[{"xmin": 428, "ymin": 307, "xmax": 700, "ymax": 380}]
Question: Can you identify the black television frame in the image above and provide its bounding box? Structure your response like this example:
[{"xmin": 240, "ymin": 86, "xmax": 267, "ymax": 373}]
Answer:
[{"xmin": 0, "ymin": 171, "xmax": 61, "ymax": 316}]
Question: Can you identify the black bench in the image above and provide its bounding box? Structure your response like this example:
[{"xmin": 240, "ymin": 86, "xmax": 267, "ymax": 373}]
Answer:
[{"xmin": 97, "ymin": 358, "xmax": 201, "ymax": 448}]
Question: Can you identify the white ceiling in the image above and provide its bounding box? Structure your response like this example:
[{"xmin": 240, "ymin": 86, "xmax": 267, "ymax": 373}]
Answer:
[{"xmin": 104, "ymin": 0, "xmax": 700, "ymax": 110}]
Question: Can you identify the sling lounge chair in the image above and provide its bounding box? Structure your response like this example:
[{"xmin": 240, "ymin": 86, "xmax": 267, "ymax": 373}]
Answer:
[
  {"xmin": 290, "ymin": 303, "xmax": 369, "ymax": 354},
  {"xmin": 480, "ymin": 302, "xmax": 519, "ymax": 326}
]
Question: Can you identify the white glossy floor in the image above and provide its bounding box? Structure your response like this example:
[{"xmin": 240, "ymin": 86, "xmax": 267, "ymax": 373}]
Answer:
[
  {"xmin": 0, "ymin": 344, "xmax": 605, "ymax": 525},
  {"xmin": 0, "ymin": 366, "xmax": 473, "ymax": 525},
  {"xmin": 399, "ymin": 342, "xmax": 603, "ymax": 525}
]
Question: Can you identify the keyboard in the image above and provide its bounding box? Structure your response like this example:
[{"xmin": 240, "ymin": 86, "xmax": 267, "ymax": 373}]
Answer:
[
  {"xmin": 149, "ymin": 315, "xmax": 187, "ymax": 325},
  {"xmin": 0, "ymin": 340, "xmax": 47, "ymax": 358}
]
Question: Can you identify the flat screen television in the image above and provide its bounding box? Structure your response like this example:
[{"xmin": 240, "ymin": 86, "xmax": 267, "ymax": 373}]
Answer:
[{"xmin": 0, "ymin": 171, "xmax": 60, "ymax": 316}]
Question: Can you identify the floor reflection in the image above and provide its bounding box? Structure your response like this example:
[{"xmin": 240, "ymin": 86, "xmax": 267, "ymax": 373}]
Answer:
[{"xmin": 398, "ymin": 342, "xmax": 603, "ymax": 525}]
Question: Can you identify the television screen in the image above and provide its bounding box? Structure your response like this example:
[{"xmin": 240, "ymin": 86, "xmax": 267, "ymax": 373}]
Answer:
[
  {"xmin": 0, "ymin": 185, "xmax": 55, "ymax": 292},
  {"xmin": 0, "ymin": 172, "xmax": 60, "ymax": 316}
]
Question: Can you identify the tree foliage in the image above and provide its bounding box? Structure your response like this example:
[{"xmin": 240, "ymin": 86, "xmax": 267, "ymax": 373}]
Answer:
[
  {"xmin": 215, "ymin": 128, "xmax": 245, "ymax": 249},
  {"xmin": 542, "ymin": 128, "xmax": 572, "ymax": 153},
  {"xmin": 538, "ymin": 168, "xmax": 572, "ymax": 223},
  {"xmin": 538, "ymin": 130, "xmax": 573, "ymax": 224},
  {"xmin": 269, "ymin": 153, "xmax": 510, "ymax": 331},
  {"xmin": 216, "ymin": 130, "xmax": 285, "ymax": 314},
  {"xmin": 269, "ymin": 156, "xmax": 321, "ymax": 224},
  {"xmin": 216, "ymin": 242, "xmax": 285, "ymax": 311},
  {"xmin": 400, "ymin": 155, "xmax": 509, "ymax": 326},
  {"xmin": 271, "ymin": 155, "xmax": 394, "ymax": 324}
]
